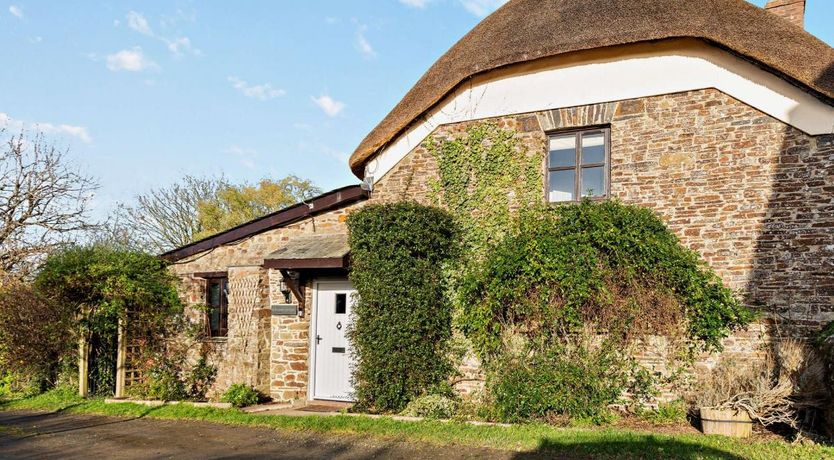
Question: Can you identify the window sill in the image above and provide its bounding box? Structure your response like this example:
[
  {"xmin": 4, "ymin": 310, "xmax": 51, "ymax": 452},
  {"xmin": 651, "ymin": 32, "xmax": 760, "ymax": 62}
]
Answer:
[
  {"xmin": 201, "ymin": 337, "xmax": 228, "ymax": 344},
  {"xmin": 548, "ymin": 196, "xmax": 609, "ymax": 205}
]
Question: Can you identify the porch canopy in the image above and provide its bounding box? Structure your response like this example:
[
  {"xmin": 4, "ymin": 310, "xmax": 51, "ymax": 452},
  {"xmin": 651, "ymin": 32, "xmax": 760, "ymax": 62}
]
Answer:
[{"xmin": 263, "ymin": 233, "xmax": 350, "ymax": 270}]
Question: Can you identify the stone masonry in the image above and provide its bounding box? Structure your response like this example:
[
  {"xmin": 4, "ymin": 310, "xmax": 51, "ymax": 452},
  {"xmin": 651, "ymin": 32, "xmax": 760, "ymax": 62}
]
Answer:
[
  {"xmin": 171, "ymin": 203, "xmax": 363, "ymax": 401},
  {"xmin": 372, "ymin": 88, "xmax": 834, "ymax": 393},
  {"xmin": 172, "ymin": 87, "xmax": 834, "ymax": 403}
]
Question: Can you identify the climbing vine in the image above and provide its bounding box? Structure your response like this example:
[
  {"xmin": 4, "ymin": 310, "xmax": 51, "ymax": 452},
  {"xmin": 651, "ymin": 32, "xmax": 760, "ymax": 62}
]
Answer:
[
  {"xmin": 425, "ymin": 121, "xmax": 754, "ymax": 421},
  {"xmin": 426, "ymin": 122, "xmax": 541, "ymax": 262}
]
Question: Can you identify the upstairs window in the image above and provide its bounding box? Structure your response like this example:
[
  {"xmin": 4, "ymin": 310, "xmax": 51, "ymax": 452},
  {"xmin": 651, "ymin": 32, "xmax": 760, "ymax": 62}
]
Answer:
[
  {"xmin": 547, "ymin": 128, "xmax": 610, "ymax": 202},
  {"xmin": 206, "ymin": 277, "xmax": 228, "ymax": 338}
]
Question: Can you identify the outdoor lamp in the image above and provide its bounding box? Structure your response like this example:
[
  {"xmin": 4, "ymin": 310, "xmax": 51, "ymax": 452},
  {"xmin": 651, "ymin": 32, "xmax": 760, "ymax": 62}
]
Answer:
[{"xmin": 279, "ymin": 278, "xmax": 292, "ymax": 304}]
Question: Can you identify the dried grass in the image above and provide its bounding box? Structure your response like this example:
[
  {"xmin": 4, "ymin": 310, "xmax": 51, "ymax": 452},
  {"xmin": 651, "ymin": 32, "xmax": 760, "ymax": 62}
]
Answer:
[{"xmin": 691, "ymin": 339, "xmax": 828, "ymax": 429}]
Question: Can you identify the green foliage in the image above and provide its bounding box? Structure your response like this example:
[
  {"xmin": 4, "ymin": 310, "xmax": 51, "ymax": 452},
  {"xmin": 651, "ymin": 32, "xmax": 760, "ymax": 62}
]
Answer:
[
  {"xmin": 459, "ymin": 200, "xmax": 754, "ymax": 362},
  {"xmin": 145, "ymin": 359, "xmax": 188, "ymax": 402},
  {"xmin": 221, "ymin": 383, "xmax": 260, "ymax": 408},
  {"xmin": 347, "ymin": 202, "xmax": 460, "ymax": 413},
  {"xmin": 401, "ymin": 394, "xmax": 459, "ymax": 419},
  {"xmin": 489, "ymin": 341, "xmax": 639, "ymax": 423},
  {"xmin": 426, "ymin": 122, "xmax": 541, "ymax": 260},
  {"xmin": 637, "ymin": 400, "xmax": 689, "ymax": 426},
  {"xmin": 186, "ymin": 355, "xmax": 217, "ymax": 401},
  {"xmin": 195, "ymin": 176, "xmax": 321, "ymax": 240},
  {"xmin": 35, "ymin": 245, "xmax": 183, "ymax": 395},
  {"xmin": 426, "ymin": 121, "xmax": 753, "ymax": 424}
]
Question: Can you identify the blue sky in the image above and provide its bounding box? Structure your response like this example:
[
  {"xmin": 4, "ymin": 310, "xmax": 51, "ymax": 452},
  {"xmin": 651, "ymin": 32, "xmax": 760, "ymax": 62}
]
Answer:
[{"xmin": 1, "ymin": 0, "xmax": 832, "ymax": 219}]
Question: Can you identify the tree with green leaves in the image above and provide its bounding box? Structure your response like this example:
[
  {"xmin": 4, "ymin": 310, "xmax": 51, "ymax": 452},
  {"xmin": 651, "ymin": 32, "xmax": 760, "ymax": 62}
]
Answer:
[{"xmin": 194, "ymin": 176, "xmax": 320, "ymax": 240}]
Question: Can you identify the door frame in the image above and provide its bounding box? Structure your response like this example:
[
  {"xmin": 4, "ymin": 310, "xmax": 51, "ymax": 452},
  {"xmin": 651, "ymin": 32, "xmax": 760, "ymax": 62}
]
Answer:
[{"xmin": 308, "ymin": 278, "xmax": 355, "ymax": 402}]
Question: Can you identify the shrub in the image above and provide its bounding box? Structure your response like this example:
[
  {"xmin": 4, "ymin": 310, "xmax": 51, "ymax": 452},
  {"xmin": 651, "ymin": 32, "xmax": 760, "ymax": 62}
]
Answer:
[
  {"xmin": 145, "ymin": 359, "xmax": 187, "ymax": 401},
  {"xmin": 637, "ymin": 400, "xmax": 689, "ymax": 426},
  {"xmin": 401, "ymin": 394, "xmax": 459, "ymax": 419},
  {"xmin": 488, "ymin": 340, "xmax": 636, "ymax": 423},
  {"xmin": 221, "ymin": 383, "xmax": 260, "ymax": 408},
  {"xmin": 186, "ymin": 354, "xmax": 217, "ymax": 401},
  {"xmin": 347, "ymin": 203, "xmax": 460, "ymax": 413},
  {"xmin": 459, "ymin": 200, "xmax": 754, "ymax": 362},
  {"xmin": 0, "ymin": 280, "xmax": 75, "ymax": 392}
]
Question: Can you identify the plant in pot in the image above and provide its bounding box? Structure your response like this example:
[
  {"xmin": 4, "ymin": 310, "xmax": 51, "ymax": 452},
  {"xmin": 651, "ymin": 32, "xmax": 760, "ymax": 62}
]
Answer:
[{"xmin": 690, "ymin": 339, "xmax": 827, "ymax": 438}]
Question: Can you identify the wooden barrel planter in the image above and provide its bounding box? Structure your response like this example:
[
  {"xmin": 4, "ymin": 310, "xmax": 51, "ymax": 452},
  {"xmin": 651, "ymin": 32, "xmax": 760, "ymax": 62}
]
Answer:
[{"xmin": 699, "ymin": 408, "xmax": 753, "ymax": 438}]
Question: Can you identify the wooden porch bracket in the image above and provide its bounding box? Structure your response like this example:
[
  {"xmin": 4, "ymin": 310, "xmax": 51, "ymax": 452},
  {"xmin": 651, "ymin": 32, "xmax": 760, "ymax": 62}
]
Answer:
[{"xmin": 279, "ymin": 269, "xmax": 306, "ymax": 311}]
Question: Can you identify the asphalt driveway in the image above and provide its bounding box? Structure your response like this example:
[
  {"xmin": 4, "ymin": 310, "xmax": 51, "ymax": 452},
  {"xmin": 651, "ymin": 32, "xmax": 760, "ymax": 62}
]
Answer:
[{"xmin": 0, "ymin": 410, "xmax": 536, "ymax": 459}]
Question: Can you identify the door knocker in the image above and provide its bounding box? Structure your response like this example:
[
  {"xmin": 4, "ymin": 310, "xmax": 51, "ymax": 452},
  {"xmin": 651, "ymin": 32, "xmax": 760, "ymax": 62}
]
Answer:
[{"xmin": 336, "ymin": 321, "xmax": 342, "ymax": 330}]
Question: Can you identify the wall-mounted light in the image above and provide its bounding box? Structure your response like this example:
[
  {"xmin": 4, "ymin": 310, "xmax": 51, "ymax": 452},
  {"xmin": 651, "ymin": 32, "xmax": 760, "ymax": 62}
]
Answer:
[{"xmin": 279, "ymin": 278, "xmax": 292, "ymax": 304}]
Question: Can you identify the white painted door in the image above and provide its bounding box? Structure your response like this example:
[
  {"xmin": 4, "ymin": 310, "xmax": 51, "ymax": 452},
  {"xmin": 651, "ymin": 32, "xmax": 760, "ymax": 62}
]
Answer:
[{"xmin": 312, "ymin": 280, "xmax": 356, "ymax": 401}]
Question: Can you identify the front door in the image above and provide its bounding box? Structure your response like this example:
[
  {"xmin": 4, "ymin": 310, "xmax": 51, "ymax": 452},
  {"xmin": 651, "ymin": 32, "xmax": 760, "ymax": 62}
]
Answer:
[{"xmin": 312, "ymin": 280, "xmax": 356, "ymax": 401}]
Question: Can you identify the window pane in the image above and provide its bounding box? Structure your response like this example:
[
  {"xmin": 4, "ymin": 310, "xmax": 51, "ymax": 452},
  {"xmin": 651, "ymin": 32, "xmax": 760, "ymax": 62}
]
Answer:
[
  {"xmin": 208, "ymin": 282, "xmax": 221, "ymax": 307},
  {"xmin": 335, "ymin": 293, "xmax": 346, "ymax": 314},
  {"xmin": 548, "ymin": 169, "xmax": 575, "ymax": 202},
  {"xmin": 581, "ymin": 166, "xmax": 605, "ymax": 197},
  {"xmin": 581, "ymin": 132, "xmax": 605, "ymax": 164},
  {"xmin": 209, "ymin": 305, "xmax": 221, "ymax": 334},
  {"xmin": 548, "ymin": 135, "xmax": 576, "ymax": 168}
]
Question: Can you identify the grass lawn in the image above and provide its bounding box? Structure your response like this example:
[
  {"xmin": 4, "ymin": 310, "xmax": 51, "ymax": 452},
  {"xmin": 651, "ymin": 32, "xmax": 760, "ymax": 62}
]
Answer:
[{"xmin": 2, "ymin": 389, "xmax": 832, "ymax": 460}]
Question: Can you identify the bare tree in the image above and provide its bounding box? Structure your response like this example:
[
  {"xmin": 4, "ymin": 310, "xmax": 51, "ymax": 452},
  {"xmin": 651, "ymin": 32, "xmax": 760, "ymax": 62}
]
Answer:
[
  {"xmin": 0, "ymin": 130, "xmax": 97, "ymax": 274},
  {"xmin": 115, "ymin": 175, "xmax": 229, "ymax": 253}
]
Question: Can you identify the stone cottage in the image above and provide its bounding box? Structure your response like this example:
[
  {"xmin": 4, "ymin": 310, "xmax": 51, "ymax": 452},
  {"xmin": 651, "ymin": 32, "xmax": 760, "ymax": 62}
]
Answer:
[{"xmin": 163, "ymin": 0, "xmax": 834, "ymax": 404}]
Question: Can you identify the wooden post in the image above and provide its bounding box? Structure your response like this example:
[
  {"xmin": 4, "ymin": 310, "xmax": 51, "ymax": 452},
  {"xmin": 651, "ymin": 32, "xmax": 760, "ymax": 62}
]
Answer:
[
  {"xmin": 78, "ymin": 331, "xmax": 89, "ymax": 397},
  {"xmin": 114, "ymin": 316, "xmax": 127, "ymax": 399}
]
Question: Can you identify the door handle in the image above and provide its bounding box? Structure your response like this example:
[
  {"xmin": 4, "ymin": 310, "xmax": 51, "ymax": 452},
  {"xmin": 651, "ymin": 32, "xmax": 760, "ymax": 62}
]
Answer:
[{"xmin": 316, "ymin": 335, "xmax": 322, "ymax": 345}]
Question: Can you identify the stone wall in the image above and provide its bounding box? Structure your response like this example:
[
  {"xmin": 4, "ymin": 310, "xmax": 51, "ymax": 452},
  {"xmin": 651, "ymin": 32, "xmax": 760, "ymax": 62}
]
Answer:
[
  {"xmin": 170, "ymin": 203, "xmax": 363, "ymax": 401},
  {"xmin": 170, "ymin": 87, "xmax": 833, "ymax": 404},
  {"xmin": 372, "ymin": 88, "xmax": 834, "ymax": 395}
]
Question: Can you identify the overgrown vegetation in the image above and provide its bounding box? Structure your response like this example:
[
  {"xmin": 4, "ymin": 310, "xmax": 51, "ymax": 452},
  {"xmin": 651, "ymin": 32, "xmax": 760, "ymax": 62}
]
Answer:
[
  {"xmin": 0, "ymin": 280, "xmax": 76, "ymax": 392},
  {"xmin": 29, "ymin": 245, "xmax": 183, "ymax": 395},
  {"xmin": 690, "ymin": 339, "xmax": 828, "ymax": 431},
  {"xmin": 347, "ymin": 203, "xmax": 460, "ymax": 413},
  {"xmin": 423, "ymin": 122, "xmax": 754, "ymax": 424}
]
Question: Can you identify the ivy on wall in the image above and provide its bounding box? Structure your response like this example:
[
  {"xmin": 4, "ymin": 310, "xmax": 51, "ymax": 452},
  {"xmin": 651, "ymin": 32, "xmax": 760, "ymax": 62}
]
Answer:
[
  {"xmin": 347, "ymin": 203, "xmax": 460, "ymax": 413},
  {"xmin": 423, "ymin": 121, "xmax": 754, "ymax": 421},
  {"xmin": 426, "ymin": 122, "xmax": 541, "ymax": 262}
]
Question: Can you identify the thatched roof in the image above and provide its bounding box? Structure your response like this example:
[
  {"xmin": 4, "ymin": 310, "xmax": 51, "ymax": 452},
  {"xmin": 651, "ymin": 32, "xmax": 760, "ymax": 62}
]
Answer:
[{"xmin": 348, "ymin": 0, "xmax": 834, "ymax": 177}]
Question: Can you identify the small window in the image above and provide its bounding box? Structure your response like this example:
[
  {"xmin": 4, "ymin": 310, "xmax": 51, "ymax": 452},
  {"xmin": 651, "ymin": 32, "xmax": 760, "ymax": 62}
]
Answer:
[
  {"xmin": 206, "ymin": 278, "xmax": 228, "ymax": 338},
  {"xmin": 547, "ymin": 128, "xmax": 609, "ymax": 202},
  {"xmin": 335, "ymin": 293, "xmax": 347, "ymax": 314}
]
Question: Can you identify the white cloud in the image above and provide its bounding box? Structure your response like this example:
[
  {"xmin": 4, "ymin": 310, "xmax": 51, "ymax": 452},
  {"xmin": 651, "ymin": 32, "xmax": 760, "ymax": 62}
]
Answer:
[
  {"xmin": 126, "ymin": 10, "xmax": 153, "ymax": 36},
  {"xmin": 106, "ymin": 47, "xmax": 158, "ymax": 72},
  {"xmin": 227, "ymin": 76, "xmax": 285, "ymax": 100},
  {"xmin": 311, "ymin": 94, "xmax": 345, "ymax": 117},
  {"xmin": 399, "ymin": 0, "xmax": 432, "ymax": 8},
  {"xmin": 125, "ymin": 10, "xmax": 198, "ymax": 57},
  {"xmin": 8, "ymin": 5, "xmax": 22, "ymax": 18},
  {"xmin": 457, "ymin": 0, "xmax": 508, "ymax": 17},
  {"xmin": 355, "ymin": 25, "xmax": 376, "ymax": 59},
  {"xmin": 0, "ymin": 112, "xmax": 92, "ymax": 144},
  {"xmin": 226, "ymin": 145, "xmax": 257, "ymax": 169}
]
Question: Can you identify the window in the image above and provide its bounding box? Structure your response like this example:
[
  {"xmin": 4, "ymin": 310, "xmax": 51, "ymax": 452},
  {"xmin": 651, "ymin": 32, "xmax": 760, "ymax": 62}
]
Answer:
[
  {"xmin": 206, "ymin": 277, "xmax": 228, "ymax": 338},
  {"xmin": 335, "ymin": 293, "xmax": 347, "ymax": 314},
  {"xmin": 547, "ymin": 128, "xmax": 609, "ymax": 202}
]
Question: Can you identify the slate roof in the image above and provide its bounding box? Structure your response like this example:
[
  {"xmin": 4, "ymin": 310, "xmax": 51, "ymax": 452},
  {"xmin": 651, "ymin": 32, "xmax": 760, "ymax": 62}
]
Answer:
[{"xmin": 264, "ymin": 233, "xmax": 350, "ymax": 264}]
